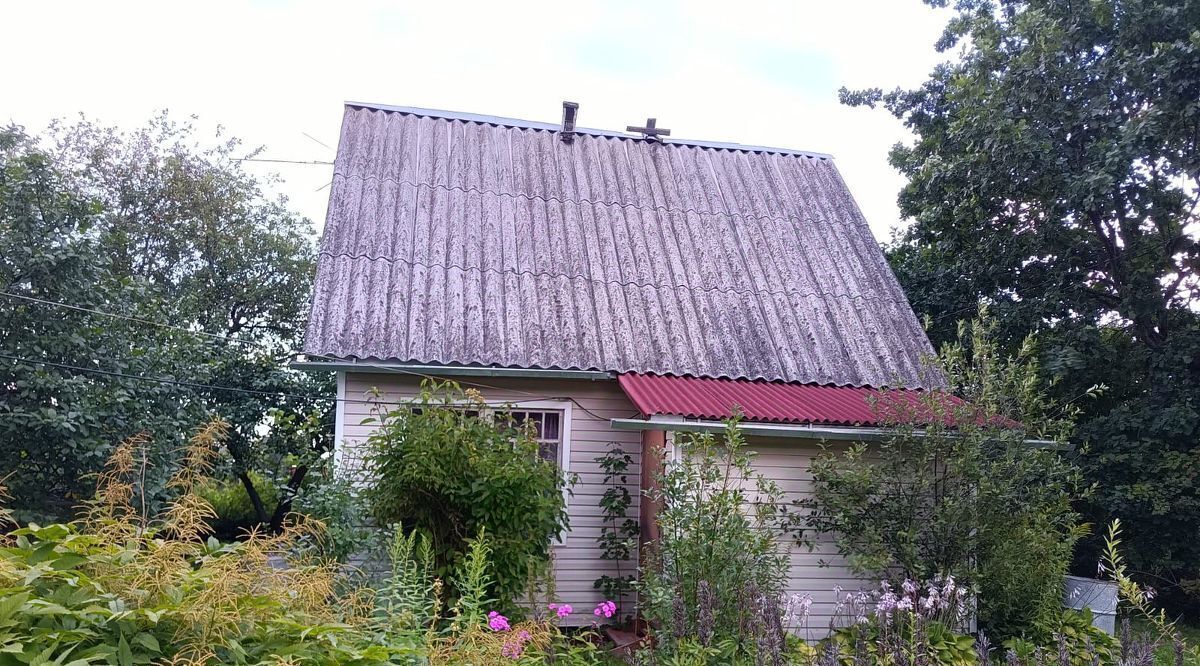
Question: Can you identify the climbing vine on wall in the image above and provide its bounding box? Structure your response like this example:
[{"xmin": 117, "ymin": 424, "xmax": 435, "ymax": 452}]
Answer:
[{"xmin": 593, "ymin": 443, "xmax": 639, "ymax": 611}]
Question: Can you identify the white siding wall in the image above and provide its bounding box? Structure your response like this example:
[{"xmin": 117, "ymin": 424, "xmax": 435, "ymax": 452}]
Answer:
[{"xmin": 338, "ymin": 373, "xmax": 868, "ymax": 634}]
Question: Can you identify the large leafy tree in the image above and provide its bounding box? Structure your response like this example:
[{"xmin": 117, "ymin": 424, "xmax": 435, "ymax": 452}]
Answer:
[
  {"xmin": 1, "ymin": 116, "xmax": 330, "ymax": 525},
  {"xmin": 0, "ymin": 127, "xmax": 211, "ymax": 520},
  {"xmin": 844, "ymin": 0, "xmax": 1200, "ymax": 612}
]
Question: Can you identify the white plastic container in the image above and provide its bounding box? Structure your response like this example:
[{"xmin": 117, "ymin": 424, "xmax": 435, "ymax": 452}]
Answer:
[{"xmin": 1063, "ymin": 575, "xmax": 1119, "ymax": 635}]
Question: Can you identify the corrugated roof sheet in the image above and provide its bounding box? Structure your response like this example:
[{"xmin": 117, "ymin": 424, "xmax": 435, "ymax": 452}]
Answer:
[
  {"xmin": 303, "ymin": 102, "xmax": 939, "ymax": 388},
  {"xmin": 618, "ymin": 373, "xmax": 960, "ymax": 427}
]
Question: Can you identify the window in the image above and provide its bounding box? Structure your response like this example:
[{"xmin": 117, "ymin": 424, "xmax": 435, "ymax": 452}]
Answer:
[
  {"xmin": 501, "ymin": 410, "xmax": 563, "ymax": 464},
  {"xmin": 403, "ymin": 403, "xmax": 569, "ymax": 469}
]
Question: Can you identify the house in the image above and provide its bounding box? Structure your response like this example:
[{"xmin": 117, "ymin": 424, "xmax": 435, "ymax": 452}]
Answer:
[{"xmin": 297, "ymin": 101, "xmax": 939, "ymax": 630}]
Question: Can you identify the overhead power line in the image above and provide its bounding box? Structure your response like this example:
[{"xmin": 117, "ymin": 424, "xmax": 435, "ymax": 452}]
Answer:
[
  {"xmin": 0, "ymin": 292, "xmax": 259, "ymax": 346},
  {"xmin": 0, "ymin": 292, "xmax": 631, "ymax": 420},
  {"xmin": 235, "ymin": 158, "xmax": 333, "ymax": 166}
]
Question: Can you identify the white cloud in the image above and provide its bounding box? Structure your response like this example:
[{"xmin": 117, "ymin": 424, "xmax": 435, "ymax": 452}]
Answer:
[{"xmin": 3, "ymin": 0, "xmax": 951, "ymax": 240}]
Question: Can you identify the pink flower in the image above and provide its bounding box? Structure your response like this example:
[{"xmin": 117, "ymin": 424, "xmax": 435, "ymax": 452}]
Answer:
[
  {"xmin": 487, "ymin": 610, "xmax": 510, "ymax": 632},
  {"xmin": 594, "ymin": 600, "xmax": 617, "ymax": 618},
  {"xmin": 501, "ymin": 629, "xmax": 532, "ymax": 659},
  {"xmin": 554, "ymin": 603, "xmax": 573, "ymax": 618}
]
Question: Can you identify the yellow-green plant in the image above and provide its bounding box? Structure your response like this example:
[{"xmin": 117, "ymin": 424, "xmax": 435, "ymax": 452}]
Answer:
[{"xmin": 0, "ymin": 421, "xmax": 409, "ymax": 665}]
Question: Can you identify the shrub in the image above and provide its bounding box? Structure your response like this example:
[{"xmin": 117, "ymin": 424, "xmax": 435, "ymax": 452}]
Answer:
[
  {"xmin": 195, "ymin": 470, "xmax": 280, "ymax": 538},
  {"xmin": 977, "ymin": 516, "xmax": 1085, "ymax": 642},
  {"xmin": 800, "ymin": 318, "xmax": 1088, "ymax": 641},
  {"xmin": 363, "ymin": 380, "xmax": 571, "ymax": 612},
  {"xmin": 822, "ymin": 577, "xmax": 976, "ymax": 666},
  {"xmin": 639, "ymin": 416, "xmax": 792, "ymax": 658},
  {"xmin": 0, "ymin": 421, "xmax": 617, "ymax": 665},
  {"xmin": 292, "ymin": 459, "xmax": 382, "ymax": 562},
  {"xmin": 1002, "ymin": 609, "xmax": 1119, "ymax": 666}
]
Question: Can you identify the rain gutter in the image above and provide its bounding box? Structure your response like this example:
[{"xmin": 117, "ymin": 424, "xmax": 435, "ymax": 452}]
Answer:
[
  {"xmin": 609, "ymin": 416, "xmax": 1064, "ymax": 448},
  {"xmin": 291, "ymin": 359, "xmax": 613, "ymax": 381}
]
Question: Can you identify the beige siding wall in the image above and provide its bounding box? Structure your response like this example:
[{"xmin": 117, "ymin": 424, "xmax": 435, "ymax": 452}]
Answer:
[
  {"xmin": 339, "ymin": 373, "xmax": 643, "ymax": 623},
  {"xmin": 338, "ymin": 373, "xmax": 867, "ymax": 633},
  {"xmin": 744, "ymin": 437, "xmax": 872, "ymax": 639}
]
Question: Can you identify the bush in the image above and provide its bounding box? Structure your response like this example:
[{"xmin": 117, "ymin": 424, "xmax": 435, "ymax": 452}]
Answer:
[
  {"xmin": 293, "ymin": 460, "xmax": 382, "ymax": 562},
  {"xmin": 800, "ymin": 318, "xmax": 1087, "ymax": 641},
  {"xmin": 363, "ymin": 380, "xmax": 571, "ymax": 612},
  {"xmin": 639, "ymin": 416, "xmax": 792, "ymax": 659},
  {"xmin": 821, "ymin": 577, "xmax": 976, "ymax": 666},
  {"xmin": 0, "ymin": 421, "xmax": 412, "ymax": 665},
  {"xmin": 195, "ymin": 470, "xmax": 280, "ymax": 538},
  {"xmin": 977, "ymin": 516, "xmax": 1084, "ymax": 641},
  {"xmin": 1002, "ymin": 609, "xmax": 1120, "ymax": 666}
]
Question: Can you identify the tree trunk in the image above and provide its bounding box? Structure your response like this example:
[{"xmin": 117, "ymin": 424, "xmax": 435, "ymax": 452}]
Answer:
[
  {"xmin": 269, "ymin": 464, "xmax": 309, "ymax": 534},
  {"xmin": 238, "ymin": 471, "xmax": 268, "ymax": 525}
]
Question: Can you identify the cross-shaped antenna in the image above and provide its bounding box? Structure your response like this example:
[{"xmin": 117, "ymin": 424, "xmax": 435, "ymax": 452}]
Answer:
[{"xmin": 626, "ymin": 117, "xmax": 671, "ymax": 141}]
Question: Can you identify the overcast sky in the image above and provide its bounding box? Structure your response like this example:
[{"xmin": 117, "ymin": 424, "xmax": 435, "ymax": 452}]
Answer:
[{"xmin": 5, "ymin": 0, "xmax": 951, "ymax": 242}]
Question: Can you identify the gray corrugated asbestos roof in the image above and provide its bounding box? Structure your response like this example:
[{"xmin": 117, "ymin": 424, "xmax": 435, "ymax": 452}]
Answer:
[{"xmin": 303, "ymin": 102, "xmax": 939, "ymax": 388}]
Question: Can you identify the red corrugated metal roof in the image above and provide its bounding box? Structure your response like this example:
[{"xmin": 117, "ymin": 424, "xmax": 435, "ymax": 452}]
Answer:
[{"xmin": 617, "ymin": 373, "xmax": 960, "ymax": 427}]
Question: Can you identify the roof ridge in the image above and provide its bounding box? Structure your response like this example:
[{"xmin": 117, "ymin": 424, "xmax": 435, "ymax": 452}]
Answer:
[
  {"xmin": 345, "ymin": 101, "xmax": 835, "ymax": 160},
  {"xmin": 326, "ymin": 173, "xmax": 859, "ymax": 229},
  {"xmin": 315, "ymin": 250, "xmax": 913, "ymax": 305}
]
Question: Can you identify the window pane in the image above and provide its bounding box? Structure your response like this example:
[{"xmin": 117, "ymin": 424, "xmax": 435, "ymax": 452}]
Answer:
[
  {"xmin": 538, "ymin": 441, "xmax": 559, "ymax": 464},
  {"xmin": 542, "ymin": 412, "xmax": 561, "ymax": 440}
]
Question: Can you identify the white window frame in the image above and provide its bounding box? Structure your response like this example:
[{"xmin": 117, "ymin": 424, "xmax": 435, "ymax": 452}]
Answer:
[{"xmin": 333, "ymin": 371, "xmax": 347, "ymax": 469}]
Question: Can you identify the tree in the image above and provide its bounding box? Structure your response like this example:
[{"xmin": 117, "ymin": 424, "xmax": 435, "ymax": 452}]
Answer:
[
  {"xmin": 800, "ymin": 318, "xmax": 1087, "ymax": 641},
  {"xmin": 0, "ymin": 126, "xmax": 208, "ymax": 520},
  {"xmin": 843, "ymin": 0, "xmax": 1200, "ymax": 613},
  {"xmin": 45, "ymin": 113, "xmax": 330, "ymax": 528},
  {"xmin": 1, "ymin": 115, "xmax": 330, "ymax": 527}
]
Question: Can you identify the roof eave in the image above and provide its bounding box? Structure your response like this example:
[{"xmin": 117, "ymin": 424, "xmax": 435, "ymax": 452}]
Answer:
[
  {"xmin": 609, "ymin": 416, "xmax": 1067, "ymax": 448},
  {"xmin": 291, "ymin": 358, "xmax": 613, "ymax": 381}
]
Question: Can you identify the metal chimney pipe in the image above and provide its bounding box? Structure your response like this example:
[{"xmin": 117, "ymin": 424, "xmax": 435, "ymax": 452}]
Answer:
[{"xmin": 560, "ymin": 101, "xmax": 579, "ymax": 143}]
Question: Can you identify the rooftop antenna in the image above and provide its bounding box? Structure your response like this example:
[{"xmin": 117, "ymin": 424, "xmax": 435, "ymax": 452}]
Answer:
[
  {"xmin": 627, "ymin": 117, "xmax": 671, "ymax": 142},
  {"xmin": 560, "ymin": 101, "xmax": 579, "ymax": 143}
]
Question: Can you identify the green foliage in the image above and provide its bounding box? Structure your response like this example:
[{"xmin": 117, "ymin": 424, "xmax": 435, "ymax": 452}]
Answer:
[
  {"xmin": 640, "ymin": 416, "xmax": 791, "ymax": 655},
  {"xmin": 374, "ymin": 526, "xmax": 440, "ymax": 639},
  {"xmin": 448, "ymin": 529, "xmax": 497, "ymax": 633},
  {"xmin": 0, "ymin": 125, "xmax": 209, "ymax": 522},
  {"xmin": 828, "ymin": 619, "xmax": 978, "ymax": 666},
  {"xmin": 1003, "ymin": 609, "xmax": 1120, "ymax": 666},
  {"xmin": 363, "ymin": 380, "xmax": 571, "ymax": 612},
  {"xmin": 800, "ymin": 319, "xmax": 1087, "ymax": 641},
  {"xmin": 977, "ymin": 517, "xmax": 1086, "ymax": 642},
  {"xmin": 195, "ymin": 470, "xmax": 280, "ymax": 538},
  {"xmin": 0, "ymin": 422, "xmax": 418, "ymax": 666},
  {"xmin": 593, "ymin": 444, "xmax": 638, "ymax": 609},
  {"xmin": 0, "ymin": 115, "xmax": 330, "ymax": 525},
  {"xmin": 0, "ymin": 422, "xmax": 616, "ymax": 666},
  {"xmin": 292, "ymin": 460, "xmax": 382, "ymax": 563},
  {"xmin": 846, "ymin": 0, "xmax": 1200, "ymax": 616}
]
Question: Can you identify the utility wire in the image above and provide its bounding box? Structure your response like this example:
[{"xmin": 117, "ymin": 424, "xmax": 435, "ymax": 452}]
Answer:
[
  {"xmin": 0, "ymin": 352, "xmax": 576, "ymax": 411},
  {"xmin": 234, "ymin": 158, "xmax": 333, "ymax": 166},
  {"xmin": 0, "ymin": 292, "xmax": 260, "ymax": 347},
  {"xmin": 0, "ymin": 291, "xmax": 631, "ymax": 420}
]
